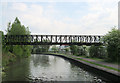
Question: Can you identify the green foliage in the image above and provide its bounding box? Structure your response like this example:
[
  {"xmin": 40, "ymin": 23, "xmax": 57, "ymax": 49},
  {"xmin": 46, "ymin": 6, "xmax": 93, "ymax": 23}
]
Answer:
[
  {"xmin": 51, "ymin": 45, "xmax": 59, "ymax": 52},
  {"xmin": 3, "ymin": 17, "xmax": 31, "ymax": 58},
  {"xmin": 8, "ymin": 17, "xmax": 28, "ymax": 35},
  {"xmin": 89, "ymin": 45, "xmax": 98, "ymax": 58},
  {"xmin": 35, "ymin": 48, "xmax": 42, "ymax": 53},
  {"xmin": 64, "ymin": 47, "xmax": 70, "ymax": 52},
  {"xmin": 77, "ymin": 46, "xmax": 86, "ymax": 56},
  {"xmin": 2, "ymin": 71, "xmax": 6, "ymax": 77},
  {"xmin": 41, "ymin": 45, "xmax": 50, "ymax": 52},
  {"xmin": 22, "ymin": 46, "xmax": 31, "ymax": 57},
  {"xmin": 103, "ymin": 28, "xmax": 120, "ymax": 62},
  {"xmin": 2, "ymin": 51, "xmax": 16, "ymax": 67},
  {"xmin": 76, "ymin": 57, "xmax": 120, "ymax": 72},
  {"xmin": 32, "ymin": 45, "xmax": 50, "ymax": 53},
  {"xmin": 70, "ymin": 45, "xmax": 78, "ymax": 55},
  {"xmin": 32, "ymin": 39, "xmax": 50, "ymax": 53},
  {"xmin": 13, "ymin": 45, "xmax": 23, "ymax": 57},
  {"xmin": 70, "ymin": 45, "xmax": 87, "ymax": 56},
  {"xmin": 89, "ymin": 45, "xmax": 106, "ymax": 58},
  {"xmin": 2, "ymin": 17, "xmax": 32, "ymax": 70}
]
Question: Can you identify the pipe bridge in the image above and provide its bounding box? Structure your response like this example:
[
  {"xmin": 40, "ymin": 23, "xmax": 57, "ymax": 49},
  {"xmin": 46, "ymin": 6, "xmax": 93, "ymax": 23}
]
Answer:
[{"xmin": 4, "ymin": 35, "xmax": 103, "ymax": 45}]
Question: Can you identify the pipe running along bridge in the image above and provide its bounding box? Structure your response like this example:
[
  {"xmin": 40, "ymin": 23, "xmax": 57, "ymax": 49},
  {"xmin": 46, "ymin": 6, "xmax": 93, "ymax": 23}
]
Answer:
[{"xmin": 4, "ymin": 35, "xmax": 104, "ymax": 45}]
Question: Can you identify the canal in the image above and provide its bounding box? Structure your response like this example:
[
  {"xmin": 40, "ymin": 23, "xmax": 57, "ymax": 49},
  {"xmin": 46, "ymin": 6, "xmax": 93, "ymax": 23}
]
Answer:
[{"xmin": 3, "ymin": 54, "xmax": 106, "ymax": 82}]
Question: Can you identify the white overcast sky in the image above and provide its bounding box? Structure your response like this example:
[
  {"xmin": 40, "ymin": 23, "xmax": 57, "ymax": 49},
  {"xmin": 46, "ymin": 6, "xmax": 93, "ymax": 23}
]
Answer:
[{"xmin": 0, "ymin": 0, "xmax": 119, "ymax": 35}]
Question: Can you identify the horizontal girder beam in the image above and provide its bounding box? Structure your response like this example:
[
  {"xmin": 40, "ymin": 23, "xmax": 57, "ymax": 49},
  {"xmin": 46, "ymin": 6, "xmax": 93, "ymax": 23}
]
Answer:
[{"xmin": 4, "ymin": 35, "xmax": 104, "ymax": 45}]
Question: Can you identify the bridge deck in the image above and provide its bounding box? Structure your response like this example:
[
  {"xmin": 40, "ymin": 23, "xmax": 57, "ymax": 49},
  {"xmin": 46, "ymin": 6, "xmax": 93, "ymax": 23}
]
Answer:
[{"xmin": 4, "ymin": 35, "xmax": 104, "ymax": 45}]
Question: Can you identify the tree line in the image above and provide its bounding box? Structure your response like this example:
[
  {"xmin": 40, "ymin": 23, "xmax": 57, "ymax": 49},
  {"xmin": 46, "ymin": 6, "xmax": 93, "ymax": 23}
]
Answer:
[{"xmin": 69, "ymin": 28, "xmax": 120, "ymax": 62}]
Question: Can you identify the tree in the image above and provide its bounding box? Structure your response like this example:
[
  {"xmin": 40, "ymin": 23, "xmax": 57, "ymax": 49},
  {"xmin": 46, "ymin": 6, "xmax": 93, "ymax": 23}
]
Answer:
[
  {"xmin": 13, "ymin": 45, "xmax": 23, "ymax": 57},
  {"xmin": 6, "ymin": 17, "xmax": 31, "ymax": 58},
  {"xmin": 89, "ymin": 45, "xmax": 106, "ymax": 58},
  {"xmin": 77, "ymin": 46, "xmax": 87, "ymax": 56},
  {"xmin": 32, "ymin": 40, "xmax": 50, "ymax": 53},
  {"xmin": 51, "ymin": 45, "xmax": 59, "ymax": 53},
  {"xmin": 9, "ymin": 17, "xmax": 27, "ymax": 35},
  {"xmin": 70, "ymin": 45, "xmax": 78, "ymax": 55},
  {"xmin": 64, "ymin": 47, "xmax": 70, "ymax": 52},
  {"xmin": 103, "ymin": 28, "xmax": 120, "ymax": 62}
]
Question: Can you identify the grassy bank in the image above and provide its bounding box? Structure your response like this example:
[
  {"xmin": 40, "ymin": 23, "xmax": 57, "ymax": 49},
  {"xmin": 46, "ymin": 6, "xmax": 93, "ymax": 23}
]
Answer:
[
  {"xmin": 71, "ymin": 55, "xmax": 120, "ymax": 72},
  {"xmin": 75, "ymin": 57, "xmax": 120, "ymax": 72},
  {"xmin": 74, "ymin": 55, "xmax": 119, "ymax": 65},
  {"xmin": 44, "ymin": 52, "xmax": 120, "ymax": 72},
  {"xmin": 2, "ymin": 51, "xmax": 16, "ymax": 77}
]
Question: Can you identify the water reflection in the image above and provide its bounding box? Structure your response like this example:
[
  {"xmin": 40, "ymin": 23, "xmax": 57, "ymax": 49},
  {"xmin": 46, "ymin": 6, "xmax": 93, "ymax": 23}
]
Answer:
[
  {"xmin": 3, "ymin": 54, "xmax": 106, "ymax": 82},
  {"xmin": 31, "ymin": 54, "xmax": 50, "ymax": 67},
  {"xmin": 3, "ymin": 58, "xmax": 30, "ymax": 81},
  {"xmin": 29, "ymin": 54, "xmax": 104, "ymax": 82}
]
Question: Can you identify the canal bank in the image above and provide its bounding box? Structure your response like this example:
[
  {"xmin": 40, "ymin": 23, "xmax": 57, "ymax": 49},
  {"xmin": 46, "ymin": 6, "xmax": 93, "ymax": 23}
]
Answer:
[{"xmin": 39, "ymin": 53, "xmax": 120, "ymax": 82}]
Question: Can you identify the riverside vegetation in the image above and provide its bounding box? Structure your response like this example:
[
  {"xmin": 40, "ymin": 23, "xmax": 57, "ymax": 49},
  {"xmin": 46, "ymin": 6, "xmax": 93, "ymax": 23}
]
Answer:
[
  {"xmin": 1, "ymin": 17, "xmax": 32, "ymax": 77},
  {"xmin": 1, "ymin": 17, "xmax": 120, "ymax": 77},
  {"xmin": 33, "ymin": 28, "xmax": 120, "ymax": 64},
  {"xmin": 69, "ymin": 28, "xmax": 120, "ymax": 63},
  {"xmin": 45, "ymin": 28, "xmax": 120, "ymax": 72}
]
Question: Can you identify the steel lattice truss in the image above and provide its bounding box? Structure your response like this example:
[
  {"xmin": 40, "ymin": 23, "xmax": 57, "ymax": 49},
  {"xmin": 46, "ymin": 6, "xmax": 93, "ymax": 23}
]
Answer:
[{"xmin": 4, "ymin": 35, "xmax": 103, "ymax": 45}]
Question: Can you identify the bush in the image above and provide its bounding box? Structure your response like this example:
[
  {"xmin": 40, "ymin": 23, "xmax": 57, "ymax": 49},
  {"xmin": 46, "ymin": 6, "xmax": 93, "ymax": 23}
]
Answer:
[
  {"xmin": 103, "ymin": 28, "xmax": 120, "ymax": 62},
  {"xmin": 89, "ymin": 45, "xmax": 106, "ymax": 58},
  {"xmin": 70, "ymin": 45, "xmax": 78, "ymax": 55},
  {"xmin": 13, "ymin": 45, "xmax": 23, "ymax": 58},
  {"xmin": 22, "ymin": 45, "xmax": 32, "ymax": 57},
  {"xmin": 77, "ymin": 46, "xmax": 87, "ymax": 56}
]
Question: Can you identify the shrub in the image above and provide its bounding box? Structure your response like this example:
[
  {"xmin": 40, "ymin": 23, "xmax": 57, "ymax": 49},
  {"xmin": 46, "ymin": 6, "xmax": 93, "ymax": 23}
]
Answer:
[
  {"xmin": 13, "ymin": 45, "xmax": 23, "ymax": 58},
  {"xmin": 70, "ymin": 45, "xmax": 78, "ymax": 55},
  {"xmin": 77, "ymin": 46, "xmax": 87, "ymax": 56},
  {"xmin": 89, "ymin": 45, "xmax": 106, "ymax": 58},
  {"xmin": 103, "ymin": 28, "xmax": 120, "ymax": 62}
]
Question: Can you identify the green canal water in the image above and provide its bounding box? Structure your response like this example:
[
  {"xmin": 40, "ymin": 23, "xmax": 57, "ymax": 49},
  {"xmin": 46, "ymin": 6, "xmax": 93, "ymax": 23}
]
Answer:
[{"xmin": 2, "ymin": 54, "xmax": 106, "ymax": 82}]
